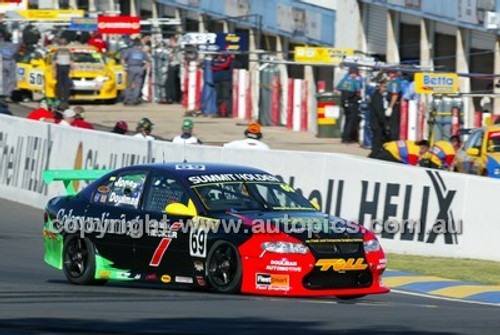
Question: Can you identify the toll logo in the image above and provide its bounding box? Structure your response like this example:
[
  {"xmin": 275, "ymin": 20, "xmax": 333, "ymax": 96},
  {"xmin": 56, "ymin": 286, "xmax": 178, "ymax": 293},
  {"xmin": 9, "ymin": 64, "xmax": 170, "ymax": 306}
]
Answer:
[{"xmin": 315, "ymin": 258, "xmax": 368, "ymax": 272}]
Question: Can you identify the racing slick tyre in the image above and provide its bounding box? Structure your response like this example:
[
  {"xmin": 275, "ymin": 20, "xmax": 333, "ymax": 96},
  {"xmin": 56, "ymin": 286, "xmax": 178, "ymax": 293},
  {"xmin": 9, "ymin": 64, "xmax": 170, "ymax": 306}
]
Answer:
[
  {"xmin": 336, "ymin": 295, "xmax": 366, "ymax": 300},
  {"xmin": 206, "ymin": 240, "xmax": 242, "ymax": 294},
  {"xmin": 63, "ymin": 235, "xmax": 107, "ymax": 286}
]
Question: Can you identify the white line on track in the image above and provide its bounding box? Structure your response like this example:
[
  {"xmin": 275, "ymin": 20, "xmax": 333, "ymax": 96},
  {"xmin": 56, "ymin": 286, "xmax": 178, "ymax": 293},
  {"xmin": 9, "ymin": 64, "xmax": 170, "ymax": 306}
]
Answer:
[{"xmin": 391, "ymin": 289, "xmax": 500, "ymax": 308}]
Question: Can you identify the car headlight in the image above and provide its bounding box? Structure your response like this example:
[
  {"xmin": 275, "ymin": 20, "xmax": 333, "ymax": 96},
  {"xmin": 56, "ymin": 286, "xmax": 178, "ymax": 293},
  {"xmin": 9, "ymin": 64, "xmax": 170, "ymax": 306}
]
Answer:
[
  {"xmin": 363, "ymin": 239, "xmax": 380, "ymax": 253},
  {"xmin": 261, "ymin": 242, "xmax": 308, "ymax": 254},
  {"xmin": 95, "ymin": 76, "xmax": 111, "ymax": 82}
]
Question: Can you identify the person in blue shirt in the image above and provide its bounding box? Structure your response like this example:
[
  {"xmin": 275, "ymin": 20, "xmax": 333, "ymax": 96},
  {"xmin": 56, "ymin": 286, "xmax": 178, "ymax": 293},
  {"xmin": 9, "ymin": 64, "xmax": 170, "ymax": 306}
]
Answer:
[
  {"xmin": 385, "ymin": 70, "xmax": 403, "ymax": 140},
  {"xmin": 336, "ymin": 67, "xmax": 362, "ymax": 143}
]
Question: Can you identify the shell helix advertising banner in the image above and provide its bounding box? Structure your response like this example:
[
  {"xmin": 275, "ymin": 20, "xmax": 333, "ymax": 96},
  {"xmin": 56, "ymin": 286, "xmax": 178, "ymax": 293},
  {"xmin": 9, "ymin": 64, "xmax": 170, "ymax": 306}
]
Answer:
[{"xmin": 415, "ymin": 73, "xmax": 459, "ymax": 94}]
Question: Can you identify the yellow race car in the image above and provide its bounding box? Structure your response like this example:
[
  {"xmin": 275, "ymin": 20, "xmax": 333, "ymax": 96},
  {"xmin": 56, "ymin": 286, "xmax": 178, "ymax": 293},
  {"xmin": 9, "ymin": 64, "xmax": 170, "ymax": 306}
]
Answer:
[
  {"xmin": 16, "ymin": 45, "xmax": 126, "ymax": 103},
  {"xmin": 453, "ymin": 125, "xmax": 500, "ymax": 178}
]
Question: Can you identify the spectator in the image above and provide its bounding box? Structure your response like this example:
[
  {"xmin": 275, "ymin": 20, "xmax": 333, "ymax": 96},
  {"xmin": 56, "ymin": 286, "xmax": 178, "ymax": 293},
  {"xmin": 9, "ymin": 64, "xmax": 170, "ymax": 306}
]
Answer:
[
  {"xmin": 0, "ymin": 33, "xmax": 20, "ymax": 101},
  {"xmin": 374, "ymin": 140, "xmax": 429, "ymax": 166},
  {"xmin": 224, "ymin": 122, "xmax": 270, "ymax": 150},
  {"xmin": 72, "ymin": 106, "xmax": 94, "ymax": 129},
  {"xmin": 165, "ymin": 36, "xmax": 182, "ymax": 104},
  {"xmin": 386, "ymin": 70, "xmax": 403, "ymax": 140},
  {"xmin": 27, "ymin": 100, "xmax": 56, "ymax": 122},
  {"xmin": 59, "ymin": 109, "xmax": 76, "ymax": 127},
  {"xmin": 336, "ymin": 67, "xmax": 361, "ymax": 143},
  {"xmin": 133, "ymin": 117, "xmax": 155, "ymax": 140},
  {"xmin": 52, "ymin": 38, "xmax": 73, "ymax": 104},
  {"xmin": 369, "ymin": 79, "xmax": 390, "ymax": 157},
  {"xmin": 111, "ymin": 121, "xmax": 128, "ymax": 135},
  {"xmin": 172, "ymin": 118, "xmax": 203, "ymax": 145},
  {"xmin": 212, "ymin": 52, "xmax": 233, "ymax": 117}
]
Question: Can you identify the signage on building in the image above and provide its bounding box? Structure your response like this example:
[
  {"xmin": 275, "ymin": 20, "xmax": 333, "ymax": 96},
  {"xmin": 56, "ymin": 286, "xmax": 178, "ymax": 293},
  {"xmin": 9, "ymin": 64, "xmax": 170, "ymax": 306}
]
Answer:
[
  {"xmin": 12, "ymin": 9, "xmax": 83, "ymax": 20},
  {"xmin": 294, "ymin": 47, "xmax": 354, "ymax": 64},
  {"xmin": 415, "ymin": 73, "xmax": 459, "ymax": 94},
  {"xmin": 97, "ymin": 15, "xmax": 141, "ymax": 35},
  {"xmin": 70, "ymin": 18, "xmax": 97, "ymax": 31}
]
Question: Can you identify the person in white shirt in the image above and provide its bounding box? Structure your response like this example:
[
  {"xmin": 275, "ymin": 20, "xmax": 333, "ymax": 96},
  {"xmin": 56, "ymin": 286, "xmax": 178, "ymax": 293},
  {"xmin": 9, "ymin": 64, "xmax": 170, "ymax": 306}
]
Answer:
[
  {"xmin": 224, "ymin": 122, "xmax": 270, "ymax": 150},
  {"xmin": 59, "ymin": 108, "xmax": 76, "ymax": 127},
  {"xmin": 133, "ymin": 117, "xmax": 155, "ymax": 140},
  {"xmin": 172, "ymin": 118, "xmax": 203, "ymax": 145}
]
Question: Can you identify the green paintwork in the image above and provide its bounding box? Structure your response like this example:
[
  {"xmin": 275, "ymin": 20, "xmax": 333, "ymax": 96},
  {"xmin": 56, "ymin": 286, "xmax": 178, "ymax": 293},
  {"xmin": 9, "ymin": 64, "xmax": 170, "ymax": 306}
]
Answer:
[
  {"xmin": 43, "ymin": 218, "xmax": 63, "ymax": 270},
  {"xmin": 43, "ymin": 169, "xmax": 113, "ymax": 195},
  {"xmin": 94, "ymin": 255, "xmax": 135, "ymax": 281}
]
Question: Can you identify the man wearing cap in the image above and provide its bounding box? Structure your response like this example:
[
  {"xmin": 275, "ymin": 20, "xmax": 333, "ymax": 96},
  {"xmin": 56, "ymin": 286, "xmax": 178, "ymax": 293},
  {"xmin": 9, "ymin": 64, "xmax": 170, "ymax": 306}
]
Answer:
[
  {"xmin": 374, "ymin": 140, "xmax": 429, "ymax": 166},
  {"xmin": 172, "ymin": 118, "xmax": 203, "ymax": 145},
  {"xmin": 59, "ymin": 109, "xmax": 76, "ymax": 127},
  {"xmin": 336, "ymin": 67, "xmax": 362, "ymax": 143},
  {"xmin": 385, "ymin": 70, "xmax": 403, "ymax": 140},
  {"xmin": 112, "ymin": 121, "xmax": 128, "ymax": 135},
  {"xmin": 224, "ymin": 122, "xmax": 270, "ymax": 150},
  {"xmin": 133, "ymin": 117, "xmax": 155, "ymax": 140}
]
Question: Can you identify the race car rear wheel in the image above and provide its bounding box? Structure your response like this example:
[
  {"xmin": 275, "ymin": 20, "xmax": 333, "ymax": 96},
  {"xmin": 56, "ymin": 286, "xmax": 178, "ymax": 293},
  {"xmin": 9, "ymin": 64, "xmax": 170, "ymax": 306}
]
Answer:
[
  {"xmin": 206, "ymin": 241, "xmax": 242, "ymax": 294},
  {"xmin": 63, "ymin": 235, "xmax": 106, "ymax": 285}
]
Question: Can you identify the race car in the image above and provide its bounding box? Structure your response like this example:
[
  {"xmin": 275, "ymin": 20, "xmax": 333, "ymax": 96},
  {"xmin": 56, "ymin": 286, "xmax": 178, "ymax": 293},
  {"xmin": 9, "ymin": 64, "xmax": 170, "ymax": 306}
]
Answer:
[
  {"xmin": 453, "ymin": 126, "xmax": 500, "ymax": 178},
  {"xmin": 16, "ymin": 45, "xmax": 126, "ymax": 102},
  {"xmin": 42, "ymin": 163, "xmax": 389, "ymax": 298}
]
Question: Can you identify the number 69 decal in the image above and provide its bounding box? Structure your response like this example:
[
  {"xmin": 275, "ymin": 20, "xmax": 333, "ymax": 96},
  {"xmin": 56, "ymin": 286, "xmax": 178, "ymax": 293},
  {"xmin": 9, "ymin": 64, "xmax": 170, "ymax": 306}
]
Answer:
[{"xmin": 189, "ymin": 229, "xmax": 207, "ymax": 258}]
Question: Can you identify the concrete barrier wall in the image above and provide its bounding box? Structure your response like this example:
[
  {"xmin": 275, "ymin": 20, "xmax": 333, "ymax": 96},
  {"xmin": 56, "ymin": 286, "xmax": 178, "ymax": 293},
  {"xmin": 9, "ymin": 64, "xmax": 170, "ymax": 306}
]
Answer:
[{"xmin": 1, "ymin": 114, "xmax": 499, "ymax": 261}]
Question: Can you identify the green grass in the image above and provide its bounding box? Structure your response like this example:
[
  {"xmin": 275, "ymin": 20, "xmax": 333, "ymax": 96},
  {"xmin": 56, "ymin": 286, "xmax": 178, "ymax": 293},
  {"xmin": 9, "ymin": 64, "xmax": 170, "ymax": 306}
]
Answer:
[{"xmin": 387, "ymin": 253, "xmax": 500, "ymax": 285}]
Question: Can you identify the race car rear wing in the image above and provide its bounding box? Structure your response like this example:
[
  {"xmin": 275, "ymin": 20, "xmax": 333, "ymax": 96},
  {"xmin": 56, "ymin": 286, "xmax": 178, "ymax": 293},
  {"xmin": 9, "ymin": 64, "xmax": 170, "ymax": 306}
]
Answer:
[{"xmin": 43, "ymin": 169, "xmax": 112, "ymax": 196}]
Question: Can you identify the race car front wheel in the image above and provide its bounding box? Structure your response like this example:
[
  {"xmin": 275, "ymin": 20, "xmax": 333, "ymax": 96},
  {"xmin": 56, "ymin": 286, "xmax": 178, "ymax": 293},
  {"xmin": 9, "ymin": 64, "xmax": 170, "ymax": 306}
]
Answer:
[
  {"xmin": 63, "ymin": 235, "xmax": 106, "ymax": 285},
  {"xmin": 206, "ymin": 241, "xmax": 242, "ymax": 294}
]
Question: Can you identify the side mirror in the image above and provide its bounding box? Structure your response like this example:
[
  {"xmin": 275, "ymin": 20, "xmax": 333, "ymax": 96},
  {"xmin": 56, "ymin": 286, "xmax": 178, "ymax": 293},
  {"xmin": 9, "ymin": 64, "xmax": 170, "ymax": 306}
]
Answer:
[
  {"xmin": 310, "ymin": 200, "xmax": 320, "ymax": 211},
  {"xmin": 165, "ymin": 199, "xmax": 197, "ymax": 217},
  {"xmin": 466, "ymin": 148, "xmax": 480, "ymax": 157}
]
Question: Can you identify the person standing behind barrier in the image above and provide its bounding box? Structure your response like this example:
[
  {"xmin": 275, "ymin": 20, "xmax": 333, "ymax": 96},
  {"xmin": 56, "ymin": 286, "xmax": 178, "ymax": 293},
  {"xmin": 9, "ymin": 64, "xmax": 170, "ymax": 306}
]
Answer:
[
  {"xmin": 385, "ymin": 71, "xmax": 403, "ymax": 141},
  {"xmin": 375, "ymin": 140, "xmax": 429, "ymax": 166},
  {"xmin": 224, "ymin": 122, "xmax": 270, "ymax": 150},
  {"xmin": 121, "ymin": 38, "xmax": 151, "ymax": 105},
  {"xmin": 51, "ymin": 39, "xmax": 73, "ymax": 104},
  {"xmin": 165, "ymin": 36, "xmax": 182, "ymax": 104},
  {"xmin": 172, "ymin": 118, "xmax": 203, "ymax": 145},
  {"xmin": 336, "ymin": 67, "xmax": 361, "ymax": 143},
  {"xmin": 212, "ymin": 52, "xmax": 233, "ymax": 117},
  {"xmin": 369, "ymin": 79, "xmax": 390, "ymax": 157},
  {"xmin": 0, "ymin": 33, "xmax": 20, "ymax": 101},
  {"xmin": 133, "ymin": 117, "xmax": 155, "ymax": 140}
]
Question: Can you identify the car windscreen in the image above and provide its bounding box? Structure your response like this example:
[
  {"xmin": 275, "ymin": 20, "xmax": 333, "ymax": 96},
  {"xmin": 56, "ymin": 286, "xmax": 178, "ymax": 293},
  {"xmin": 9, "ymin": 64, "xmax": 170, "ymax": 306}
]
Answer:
[
  {"xmin": 72, "ymin": 52, "xmax": 104, "ymax": 64},
  {"xmin": 192, "ymin": 181, "xmax": 316, "ymax": 212}
]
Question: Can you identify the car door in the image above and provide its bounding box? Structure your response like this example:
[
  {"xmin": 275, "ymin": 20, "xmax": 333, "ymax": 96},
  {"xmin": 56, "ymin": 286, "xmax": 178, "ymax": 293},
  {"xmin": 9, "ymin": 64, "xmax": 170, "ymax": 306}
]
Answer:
[
  {"xmin": 86, "ymin": 170, "xmax": 148, "ymax": 271},
  {"xmin": 134, "ymin": 173, "xmax": 196, "ymax": 282}
]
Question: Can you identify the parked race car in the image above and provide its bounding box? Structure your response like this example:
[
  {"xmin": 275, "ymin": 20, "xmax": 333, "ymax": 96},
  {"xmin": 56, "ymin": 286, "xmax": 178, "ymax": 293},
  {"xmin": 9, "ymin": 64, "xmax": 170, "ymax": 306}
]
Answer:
[
  {"xmin": 16, "ymin": 45, "xmax": 126, "ymax": 102},
  {"xmin": 453, "ymin": 126, "xmax": 500, "ymax": 178},
  {"xmin": 42, "ymin": 163, "xmax": 389, "ymax": 298}
]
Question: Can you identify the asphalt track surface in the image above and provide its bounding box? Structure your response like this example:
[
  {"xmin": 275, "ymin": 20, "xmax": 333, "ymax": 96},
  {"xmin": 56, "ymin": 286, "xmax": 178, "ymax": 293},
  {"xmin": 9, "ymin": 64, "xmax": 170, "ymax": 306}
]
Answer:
[{"xmin": 0, "ymin": 199, "xmax": 498, "ymax": 334}]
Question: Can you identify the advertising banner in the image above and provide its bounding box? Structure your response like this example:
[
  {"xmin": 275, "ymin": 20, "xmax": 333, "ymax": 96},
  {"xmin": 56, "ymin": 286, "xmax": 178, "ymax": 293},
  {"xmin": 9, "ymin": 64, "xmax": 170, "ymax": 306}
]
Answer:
[
  {"xmin": 13, "ymin": 9, "xmax": 84, "ymax": 21},
  {"xmin": 415, "ymin": 73, "xmax": 459, "ymax": 94},
  {"xmin": 97, "ymin": 15, "xmax": 141, "ymax": 35},
  {"xmin": 70, "ymin": 17, "xmax": 98, "ymax": 31},
  {"xmin": 294, "ymin": 47, "xmax": 354, "ymax": 64}
]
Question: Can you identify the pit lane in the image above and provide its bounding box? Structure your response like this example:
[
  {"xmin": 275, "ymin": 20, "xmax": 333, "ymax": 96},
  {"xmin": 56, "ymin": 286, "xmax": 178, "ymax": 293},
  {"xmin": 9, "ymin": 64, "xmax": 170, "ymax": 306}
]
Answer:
[{"xmin": 0, "ymin": 199, "xmax": 498, "ymax": 334}]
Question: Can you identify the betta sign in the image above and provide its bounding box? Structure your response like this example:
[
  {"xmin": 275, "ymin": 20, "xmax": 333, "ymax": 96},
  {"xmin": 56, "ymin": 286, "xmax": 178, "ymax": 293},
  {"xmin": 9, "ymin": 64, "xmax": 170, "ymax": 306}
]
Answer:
[
  {"xmin": 97, "ymin": 16, "xmax": 141, "ymax": 35},
  {"xmin": 415, "ymin": 73, "xmax": 459, "ymax": 94}
]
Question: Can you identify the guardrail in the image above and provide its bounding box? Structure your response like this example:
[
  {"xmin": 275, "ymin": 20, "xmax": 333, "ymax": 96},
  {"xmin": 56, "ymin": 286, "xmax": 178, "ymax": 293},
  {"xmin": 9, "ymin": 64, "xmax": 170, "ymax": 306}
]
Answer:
[{"xmin": 1, "ymin": 114, "xmax": 499, "ymax": 261}]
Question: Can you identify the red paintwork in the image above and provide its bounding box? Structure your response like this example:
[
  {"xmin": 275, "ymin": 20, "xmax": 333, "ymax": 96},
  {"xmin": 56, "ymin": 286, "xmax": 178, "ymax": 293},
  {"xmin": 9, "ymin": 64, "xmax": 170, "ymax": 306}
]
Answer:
[{"xmin": 237, "ymin": 229, "xmax": 389, "ymax": 297}]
